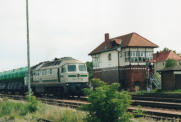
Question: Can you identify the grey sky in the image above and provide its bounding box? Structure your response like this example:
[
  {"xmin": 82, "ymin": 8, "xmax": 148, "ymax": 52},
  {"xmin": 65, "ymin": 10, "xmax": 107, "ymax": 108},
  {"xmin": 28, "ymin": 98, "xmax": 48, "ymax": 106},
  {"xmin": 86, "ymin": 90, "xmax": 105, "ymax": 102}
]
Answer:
[{"xmin": 0, "ymin": 0, "xmax": 181, "ymax": 71}]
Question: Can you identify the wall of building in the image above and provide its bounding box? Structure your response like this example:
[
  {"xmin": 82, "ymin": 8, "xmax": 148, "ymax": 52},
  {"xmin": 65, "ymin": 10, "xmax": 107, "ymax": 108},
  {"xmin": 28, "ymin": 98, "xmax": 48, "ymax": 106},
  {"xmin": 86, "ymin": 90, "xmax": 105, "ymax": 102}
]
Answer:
[
  {"xmin": 91, "ymin": 47, "xmax": 154, "ymax": 91},
  {"xmin": 93, "ymin": 65, "xmax": 147, "ymax": 91},
  {"xmin": 155, "ymin": 60, "xmax": 181, "ymax": 72},
  {"xmin": 175, "ymin": 73, "xmax": 181, "ymax": 89},
  {"xmin": 155, "ymin": 61, "xmax": 165, "ymax": 71},
  {"xmin": 93, "ymin": 67, "xmax": 119, "ymax": 84},
  {"xmin": 92, "ymin": 50, "xmax": 118, "ymax": 69},
  {"xmin": 161, "ymin": 71, "xmax": 175, "ymax": 90},
  {"xmin": 92, "ymin": 47, "xmax": 154, "ymax": 69},
  {"xmin": 122, "ymin": 65, "xmax": 146, "ymax": 91}
]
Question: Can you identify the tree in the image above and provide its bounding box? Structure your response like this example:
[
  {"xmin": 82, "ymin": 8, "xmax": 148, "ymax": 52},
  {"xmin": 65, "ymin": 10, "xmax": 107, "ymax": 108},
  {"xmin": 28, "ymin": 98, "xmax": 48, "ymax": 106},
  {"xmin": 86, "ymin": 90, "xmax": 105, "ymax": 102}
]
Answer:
[
  {"xmin": 162, "ymin": 47, "xmax": 170, "ymax": 52},
  {"xmin": 81, "ymin": 79, "xmax": 133, "ymax": 122},
  {"xmin": 165, "ymin": 59, "xmax": 177, "ymax": 68},
  {"xmin": 160, "ymin": 47, "xmax": 177, "ymax": 54},
  {"xmin": 86, "ymin": 61, "xmax": 93, "ymax": 80}
]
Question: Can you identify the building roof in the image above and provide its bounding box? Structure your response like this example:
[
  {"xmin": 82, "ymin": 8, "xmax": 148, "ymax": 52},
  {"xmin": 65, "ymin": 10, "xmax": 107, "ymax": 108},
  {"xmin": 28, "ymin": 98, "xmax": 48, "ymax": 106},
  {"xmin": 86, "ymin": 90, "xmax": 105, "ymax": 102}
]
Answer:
[
  {"xmin": 89, "ymin": 32, "xmax": 158, "ymax": 55},
  {"xmin": 154, "ymin": 51, "xmax": 181, "ymax": 62}
]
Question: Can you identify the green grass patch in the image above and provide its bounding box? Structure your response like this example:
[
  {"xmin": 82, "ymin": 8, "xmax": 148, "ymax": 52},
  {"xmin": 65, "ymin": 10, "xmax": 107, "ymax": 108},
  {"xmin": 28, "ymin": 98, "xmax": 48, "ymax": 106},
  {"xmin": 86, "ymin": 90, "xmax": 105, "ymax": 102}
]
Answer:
[
  {"xmin": 0, "ymin": 96, "xmax": 86, "ymax": 122},
  {"xmin": 0, "ymin": 94, "xmax": 43, "ymax": 121},
  {"xmin": 154, "ymin": 89, "xmax": 181, "ymax": 94}
]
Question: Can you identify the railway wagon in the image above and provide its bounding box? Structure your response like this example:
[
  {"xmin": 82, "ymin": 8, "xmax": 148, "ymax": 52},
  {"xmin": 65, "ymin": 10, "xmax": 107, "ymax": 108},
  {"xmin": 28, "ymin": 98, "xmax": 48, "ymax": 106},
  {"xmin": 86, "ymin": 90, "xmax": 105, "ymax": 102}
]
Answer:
[
  {"xmin": 0, "ymin": 67, "xmax": 27, "ymax": 93},
  {"xmin": 0, "ymin": 57, "xmax": 89, "ymax": 96}
]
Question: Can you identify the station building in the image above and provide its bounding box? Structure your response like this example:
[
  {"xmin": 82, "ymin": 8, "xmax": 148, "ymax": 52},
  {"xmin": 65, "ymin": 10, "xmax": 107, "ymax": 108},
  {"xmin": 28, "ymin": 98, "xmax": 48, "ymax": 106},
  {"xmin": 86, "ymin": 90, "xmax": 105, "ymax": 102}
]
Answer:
[
  {"xmin": 158, "ymin": 66, "xmax": 181, "ymax": 90},
  {"xmin": 89, "ymin": 32, "xmax": 158, "ymax": 91},
  {"xmin": 154, "ymin": 51, "xmax": 181, "ymax": 71}
]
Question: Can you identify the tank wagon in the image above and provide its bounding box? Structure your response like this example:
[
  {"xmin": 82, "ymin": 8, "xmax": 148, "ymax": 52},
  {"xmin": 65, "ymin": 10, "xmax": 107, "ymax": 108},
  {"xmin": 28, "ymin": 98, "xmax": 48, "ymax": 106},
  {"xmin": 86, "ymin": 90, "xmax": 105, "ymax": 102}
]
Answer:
[
  {"xmin": 0, "ymin": 57, "xmax": 89, "ymax": 96},
  {"xmin": 0, "ymin": 67, "xmax": 27, "ymax": 93}
]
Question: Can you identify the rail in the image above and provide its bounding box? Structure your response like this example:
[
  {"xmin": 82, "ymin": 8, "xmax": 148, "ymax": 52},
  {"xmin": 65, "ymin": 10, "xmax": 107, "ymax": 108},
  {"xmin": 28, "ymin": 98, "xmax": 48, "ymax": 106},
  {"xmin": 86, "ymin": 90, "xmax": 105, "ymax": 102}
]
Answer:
[{"xmin": 0, "ymin": 93, "xmax": 181, "ymax": 121}]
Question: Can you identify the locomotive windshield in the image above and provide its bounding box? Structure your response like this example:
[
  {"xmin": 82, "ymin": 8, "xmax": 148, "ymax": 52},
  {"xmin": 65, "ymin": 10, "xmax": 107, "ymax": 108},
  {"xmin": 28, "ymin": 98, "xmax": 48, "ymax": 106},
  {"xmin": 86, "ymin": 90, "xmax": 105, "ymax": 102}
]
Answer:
[
  {"xmin": 79, "ymin": 64, "xmax": 86, "ymax": 71},
  {"xmin": 68, "ymin": 65, "xmax": 76, "ymax": 72}
]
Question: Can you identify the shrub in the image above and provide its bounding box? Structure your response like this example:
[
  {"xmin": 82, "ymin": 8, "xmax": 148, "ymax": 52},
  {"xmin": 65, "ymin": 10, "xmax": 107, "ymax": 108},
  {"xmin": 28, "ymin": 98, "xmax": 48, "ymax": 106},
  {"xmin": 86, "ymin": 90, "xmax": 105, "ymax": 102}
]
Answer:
[
  {"xmin": 165, "ymin": 59, "xmax": 177, "ymax": 68},
  {"xmin": 133, "ymin": 105, "xmax": 144, "ymax": 118},
  {"xmin": 81, "ymin": 79, "xmax": 133, "ymax": 122},
  {"xmin": 86, "ymin": 61, "xmax": 93, "ymax": 80},
  {"xmin": 26, "ymin": 93, "xmax": 42, "ymax": 113}
]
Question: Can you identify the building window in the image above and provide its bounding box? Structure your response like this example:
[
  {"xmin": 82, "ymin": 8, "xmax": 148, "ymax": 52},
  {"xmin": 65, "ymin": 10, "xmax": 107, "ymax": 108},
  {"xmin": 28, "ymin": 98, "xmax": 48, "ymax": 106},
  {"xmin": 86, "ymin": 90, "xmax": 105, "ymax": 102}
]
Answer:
[
  {"xmin": 125, "ymin": 51, "xmax": 153, "ymax": 63},
  {"xmin": 108, "ymin": 53, "xmax": 111, "ymax": 61},
  {"xmin": 119, "ymin": 52, "xmax": 122, "ymax": 57},
  {"xmin": 50, "ymin": 69, "xmax": 52, "ymax": 74},
  {"xmin": 125, "ymin": 58, "xmax": 129, "ymax": 62},
  {"xmin": 93, "ymin": 55, "xmax": 100, "ymax": 68}
]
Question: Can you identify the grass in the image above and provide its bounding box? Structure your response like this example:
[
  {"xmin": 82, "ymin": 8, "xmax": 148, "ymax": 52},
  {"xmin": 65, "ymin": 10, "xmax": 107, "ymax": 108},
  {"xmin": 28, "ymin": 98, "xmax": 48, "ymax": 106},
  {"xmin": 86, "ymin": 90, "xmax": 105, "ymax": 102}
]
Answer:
[
  {"xmin": 154, "ymin": 89, "xmax": 181, "ymax": 94},
  {"xmin": 0, "ymin": 97, "xmax": 42, "ymax": 117},
  {"xmin": 131, "ymin": 89, "xmax": 181, "ymax": 95},
  {"xmin": 0, "ymin": 97, "xmax": 86, "ymax": 122},
  {"xmin": 133, "ymin": 117, "xmax": 174, "ymax": 122},
  {"xmin": 0, "ymin": 95, "xmax": 179, "ymax": 122},
  {"xmin": 32, "ymin": 105, "xmax": 86, "ymax": 122},
  {"xmin": 12, "ymin": 105, "xmax": 86, "ymax": 122}
]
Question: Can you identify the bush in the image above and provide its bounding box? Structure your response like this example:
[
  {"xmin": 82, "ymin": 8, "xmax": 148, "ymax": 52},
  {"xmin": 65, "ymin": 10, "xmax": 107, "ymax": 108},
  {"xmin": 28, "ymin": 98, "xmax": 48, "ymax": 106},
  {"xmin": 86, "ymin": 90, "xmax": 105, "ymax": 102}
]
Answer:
[
  {"xmin": 26, "ymin": 93, "xmax": 42, "ymax": 113},
  {"xmin": 86, "ymin": 61, "xmax": 93, "ymax": 80},
  {"xmin": 133, "ymin": 105, "xmax": 144, "ymax": 118},
  {"xmin": 165, "ymin": 59, "xmax": 177, "ymax": 68},
  {"xmin": 81, "ymin": 79, "xmax": 133, "ymax": 122}
]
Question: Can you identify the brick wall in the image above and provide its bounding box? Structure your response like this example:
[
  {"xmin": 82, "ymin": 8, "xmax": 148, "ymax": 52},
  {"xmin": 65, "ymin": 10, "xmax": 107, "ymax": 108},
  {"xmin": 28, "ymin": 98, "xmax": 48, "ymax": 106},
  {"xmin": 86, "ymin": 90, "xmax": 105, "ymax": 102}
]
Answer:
[{"xmin": 93, "ymin": 65, "xmax": 147, "ymax": 91}]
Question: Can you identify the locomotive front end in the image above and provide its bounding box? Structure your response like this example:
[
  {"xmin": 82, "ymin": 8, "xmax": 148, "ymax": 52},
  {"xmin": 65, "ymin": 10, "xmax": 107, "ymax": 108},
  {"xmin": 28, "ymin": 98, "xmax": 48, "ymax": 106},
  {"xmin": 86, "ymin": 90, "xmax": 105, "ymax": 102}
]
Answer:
[{"xmin": 61, "ymin": 63, "xmax": 89, "ymax": 96}]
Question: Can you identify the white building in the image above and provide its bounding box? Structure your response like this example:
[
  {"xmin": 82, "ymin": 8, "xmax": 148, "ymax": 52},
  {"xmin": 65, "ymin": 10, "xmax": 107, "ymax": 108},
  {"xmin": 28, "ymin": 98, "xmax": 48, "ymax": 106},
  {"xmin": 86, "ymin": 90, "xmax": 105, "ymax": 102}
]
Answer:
[{"xmin": 89, "ymin": 32, "xmax": 158, "ymax": 91}]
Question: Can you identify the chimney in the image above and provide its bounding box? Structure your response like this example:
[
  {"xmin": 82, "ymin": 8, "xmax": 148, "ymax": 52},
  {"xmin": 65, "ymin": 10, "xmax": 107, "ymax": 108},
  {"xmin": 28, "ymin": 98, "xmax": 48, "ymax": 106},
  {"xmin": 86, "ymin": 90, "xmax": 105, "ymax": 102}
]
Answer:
[{"xmin": 105, "ymin": 33, "xmax": 109, "ymax": 42}]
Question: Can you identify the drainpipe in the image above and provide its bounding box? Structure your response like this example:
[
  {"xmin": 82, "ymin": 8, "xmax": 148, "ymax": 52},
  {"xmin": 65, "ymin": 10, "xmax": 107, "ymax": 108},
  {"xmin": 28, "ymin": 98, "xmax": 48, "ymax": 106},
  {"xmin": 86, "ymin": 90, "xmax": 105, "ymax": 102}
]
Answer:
[{"xmin": 117, "ymin": 47, "xmax": 121, "ymax": 84}]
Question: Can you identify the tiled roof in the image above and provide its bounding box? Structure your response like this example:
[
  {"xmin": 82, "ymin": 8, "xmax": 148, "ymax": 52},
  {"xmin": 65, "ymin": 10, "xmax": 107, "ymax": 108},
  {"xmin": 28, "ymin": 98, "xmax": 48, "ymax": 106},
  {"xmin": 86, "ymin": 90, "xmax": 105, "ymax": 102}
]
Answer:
[
  {"xmin": 154, "ymin": 51, "xmax": 181, "ymax": 62},
  {"xmin": 89, "ymin": 32, "xmax": 158, "ymax": 55}
]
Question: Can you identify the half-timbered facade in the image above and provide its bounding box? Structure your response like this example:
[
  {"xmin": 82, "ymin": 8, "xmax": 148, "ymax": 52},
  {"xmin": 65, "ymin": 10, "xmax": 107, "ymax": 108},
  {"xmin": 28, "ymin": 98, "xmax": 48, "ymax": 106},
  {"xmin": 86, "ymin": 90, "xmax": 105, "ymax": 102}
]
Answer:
[{"xmin": 89, "ymin": 32, "xmax": 158, "ymax": 91}]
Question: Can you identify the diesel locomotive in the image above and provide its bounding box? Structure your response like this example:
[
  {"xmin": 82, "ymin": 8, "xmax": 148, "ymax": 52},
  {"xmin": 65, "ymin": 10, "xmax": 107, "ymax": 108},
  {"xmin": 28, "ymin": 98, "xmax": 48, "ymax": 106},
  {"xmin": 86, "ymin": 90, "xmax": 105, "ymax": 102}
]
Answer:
[{"xmin": 0, "ymin": 57, "xmax": 89, "ymax": 96}]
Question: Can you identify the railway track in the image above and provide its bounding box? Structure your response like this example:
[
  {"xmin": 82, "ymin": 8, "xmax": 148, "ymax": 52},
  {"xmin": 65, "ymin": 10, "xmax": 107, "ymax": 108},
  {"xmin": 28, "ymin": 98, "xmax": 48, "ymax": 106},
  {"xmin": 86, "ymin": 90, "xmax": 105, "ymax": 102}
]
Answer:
[{"xmin": 1, "ymin": 93, "xmax": 181, "ymax": 121}]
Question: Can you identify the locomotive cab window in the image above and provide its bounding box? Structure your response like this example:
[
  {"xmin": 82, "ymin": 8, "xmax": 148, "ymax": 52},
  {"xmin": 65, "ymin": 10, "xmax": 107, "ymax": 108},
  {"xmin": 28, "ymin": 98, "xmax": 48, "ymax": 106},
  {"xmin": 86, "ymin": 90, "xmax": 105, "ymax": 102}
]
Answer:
[
  {"xmin": 79, "ymin": 64, "xmax": 86, "ymax": 71},
  {"xmin": 68, "ymin": 65, "xmax": 76, "ymax": 72}
]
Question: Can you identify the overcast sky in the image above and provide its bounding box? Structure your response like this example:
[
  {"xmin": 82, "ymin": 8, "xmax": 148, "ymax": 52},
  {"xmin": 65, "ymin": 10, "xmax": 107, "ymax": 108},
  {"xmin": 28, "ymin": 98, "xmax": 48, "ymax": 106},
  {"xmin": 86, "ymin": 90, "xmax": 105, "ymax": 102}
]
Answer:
[{"xmin": 0, "ymin": 0, "xmax": 181, "ymax": 71}]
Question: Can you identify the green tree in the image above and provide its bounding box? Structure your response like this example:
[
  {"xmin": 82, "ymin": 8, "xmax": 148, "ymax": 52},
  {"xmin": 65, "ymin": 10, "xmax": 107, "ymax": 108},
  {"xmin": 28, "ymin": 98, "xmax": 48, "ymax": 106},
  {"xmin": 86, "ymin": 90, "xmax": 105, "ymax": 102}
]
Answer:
[
  {"xmin": 165, "ymin": 59, "xmax": 177, "ymax": 68},
  {"xmin": 160, "ymin": 47, "xmax": 177, "ymax": 54},
  {"xmin": 81, "ymin": 79, "xmax": 133, "ymax": 122},
  {"xmin": 86, "ymin": 61, "xmax": 93, "ymax": 80},
  {"xmin": 162, "ymin": 47, "xmax": 170, "ymax": 52}
]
